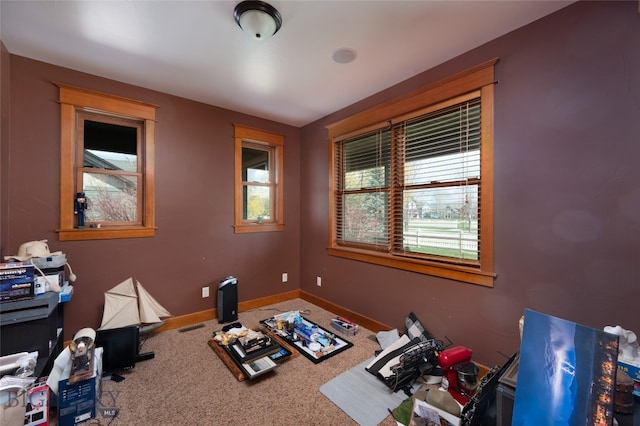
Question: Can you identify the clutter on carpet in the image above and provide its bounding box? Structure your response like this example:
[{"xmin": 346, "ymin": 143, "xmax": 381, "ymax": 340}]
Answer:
[{"xmin": 260, "ymin": 311, "xmax": 353, "ymax": 363}]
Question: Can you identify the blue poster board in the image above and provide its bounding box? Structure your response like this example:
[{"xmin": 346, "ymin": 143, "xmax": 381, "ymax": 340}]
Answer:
[{"xmin": 512, "ymin": 309, "xmax": 618, "ymax": 425}]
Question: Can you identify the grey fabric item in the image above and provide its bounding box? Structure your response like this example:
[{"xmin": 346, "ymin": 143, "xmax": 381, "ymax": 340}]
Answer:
[
  {"xmin": 320, "ymin": 356, "xmax": 421, "ymax": 426},
  {"xmin": 376, "ymin": 328, "xmax": 400, "ymax": 350},
  {"xmin": 425, "ymin": 388, "xmax": 462, "ymax": 417},
  {"xmin": 405, "ymin": 312, "xmax": 435, "ymax": 342}
]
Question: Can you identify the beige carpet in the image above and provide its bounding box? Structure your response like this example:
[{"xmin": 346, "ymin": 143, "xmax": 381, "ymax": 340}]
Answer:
[{"xmin": 89, "ymin": 298, "xmax": 398, "ymax": 426}]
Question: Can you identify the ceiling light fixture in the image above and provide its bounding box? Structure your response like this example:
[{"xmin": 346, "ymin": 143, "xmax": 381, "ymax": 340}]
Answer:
[{"xmin": 234, "ymin": 1, "xmax": 282, "ymax": 40}]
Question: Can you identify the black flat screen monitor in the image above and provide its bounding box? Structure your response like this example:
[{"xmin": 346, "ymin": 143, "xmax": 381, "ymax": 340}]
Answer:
[{"xmin": 95, "ymin": 325, "xmax": 139, "ymax": 375}]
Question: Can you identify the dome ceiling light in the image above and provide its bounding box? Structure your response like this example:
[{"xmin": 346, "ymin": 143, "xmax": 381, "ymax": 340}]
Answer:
[{"xmin": 234, "ymin": 1, "xmax": 282, "ymax": 40}]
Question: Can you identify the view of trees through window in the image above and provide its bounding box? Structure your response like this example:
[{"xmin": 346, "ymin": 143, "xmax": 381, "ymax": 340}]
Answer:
[
  {"xmin": 339, "ymin": 98, "xmax": 481, "ymax": 262},
  {"xmin": 81, "ymin": 118, "xmax": 141, "ymax": 225},
  {"xmin": 342, "ymin": 164, "xmax": 388, "ymax": 246},
  {"xmin": 242, "ymin": 146, "xmax": 272, "ymax": 221},
  {"xmin": 342, "ymin": 167, "xmax": 479, "ymax": 260},
  {"xmin": 83, "ymin": 166, "xmax": 138, "ymax": 223},
  {"xmin": 233, "ymin": 124, "xmax": 284, "ymax": 233}
]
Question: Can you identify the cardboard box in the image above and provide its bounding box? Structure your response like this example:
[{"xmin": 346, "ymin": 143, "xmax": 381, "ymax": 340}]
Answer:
[
  {"xmin": 34, "ymin": 269, "xmax": 64, "ymax": 295},
  {"xmin": 59, "ymin": 285, "xmax": 73, "ymax": 303},
  {"xmin": 0, "ymin": 387, "xmax": 27, "ymax": 426},
  {"xmin": 410, "ymin": 399, "xmax": 460, "ymax": 426},
  {"xmin": 0, "ymin": 263, "xmax": 34, "ymax": 302},
  {"xmin": 24, "ymin": 381, "xmax": 49, "ymax": 426},
  {"xmin": 57, "ymin": 348, "xmax": 102, "ymax": 426},
  {"xmin": 618, "ymin": 358, "xmax": 640, "ymax": 382}
]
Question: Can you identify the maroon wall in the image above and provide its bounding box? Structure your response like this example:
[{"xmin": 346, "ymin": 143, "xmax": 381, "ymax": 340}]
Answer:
[
  {"xmin": 3, "ymin": 1, "xmax": 639, "ymax": 366},
  {"xmin": 300, "ymin": 1, "xmax": 640, "ymax": 365},
  {"xmin": 2, "ymin": 57, "xmax": 301, "ymax": 340}
]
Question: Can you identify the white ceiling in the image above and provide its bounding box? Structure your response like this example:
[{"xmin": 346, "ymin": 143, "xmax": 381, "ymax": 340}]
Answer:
[{"xmin": 1, "ymin": 0, "xmax": 574, "ymax": 127}]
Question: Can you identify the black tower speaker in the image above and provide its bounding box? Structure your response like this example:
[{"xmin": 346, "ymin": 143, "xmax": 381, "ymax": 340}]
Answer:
[{"xmin": 217, "ymin": 276, "xmax": 238, "ymax": 323}]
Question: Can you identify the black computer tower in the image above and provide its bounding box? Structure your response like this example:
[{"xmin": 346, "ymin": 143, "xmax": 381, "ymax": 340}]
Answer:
[{"xmin": 217, "ymin": 276, "xmax": 238, "ymax": 323}]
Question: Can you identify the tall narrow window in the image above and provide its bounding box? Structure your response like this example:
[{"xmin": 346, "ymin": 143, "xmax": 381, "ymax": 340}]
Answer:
[
  {"xmin": 57, "ymin": 83, "xmax": 157, "ymax": 241},
  {"xmin": 234, "ymin": 124, "xmax": 284, "ymax": 233},
  {"xmin": 328, "ymin": 60, "xmax": 496, "ymax": 286},
  {"xmin": 336, "ymin": 128, "xmax": 391, "ymax": 249},
  {"xmin": 393, "ymin": 96, "xmax": 481, "ymax": 262},
  {"xmin": 79, "ymin": 113, "xmax": 142, "ymax": 225}
]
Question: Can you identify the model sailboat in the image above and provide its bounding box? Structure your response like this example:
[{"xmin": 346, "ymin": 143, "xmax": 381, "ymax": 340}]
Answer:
[{"xmin": 100, "ymin": 277, "xmax": 172, "ymax": 333}]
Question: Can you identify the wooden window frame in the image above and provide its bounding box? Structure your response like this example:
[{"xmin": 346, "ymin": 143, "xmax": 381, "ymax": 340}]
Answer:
[
  {"xmin": 56, "ymin": 83, "xmax": 158, "ymax": 241},
  {"xmin": 326, "ymin": 59, "xmax": 498, "ymax": 287},
  {"xmin": 233, "ymin": 124, "xmax": 284, "ymax": 233}
]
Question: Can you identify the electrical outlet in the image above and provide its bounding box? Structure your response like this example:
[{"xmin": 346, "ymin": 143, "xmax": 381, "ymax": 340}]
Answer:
[
  {"xmin": 202, "ymin": 286, "xmax": 209, "ymax": 298},
  {"xmin": 282, "ymin": 273, "xmax": 288, "ymax": 282},
  {"xmin": 316, "ymin": 276, "xmax": 322, "ymax": 287}
]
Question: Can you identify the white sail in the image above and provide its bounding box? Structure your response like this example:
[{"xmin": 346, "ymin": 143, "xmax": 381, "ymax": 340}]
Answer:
[
  {"xmin": 99, "ymin": 277, "xmax": 172, "ymax": 330},
  {"xmin": 136, "ymin": 280, "xmax": 171, "ymax": 324},
  {"xmin": 99, "ymin": 278, "xmax": 141, "ymax": 330}
]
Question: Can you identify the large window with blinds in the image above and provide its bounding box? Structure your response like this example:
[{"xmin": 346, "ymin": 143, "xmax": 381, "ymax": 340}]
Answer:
[{"xmin": 328, "ymin": 60, "xmax": 497, "ymax": 286}]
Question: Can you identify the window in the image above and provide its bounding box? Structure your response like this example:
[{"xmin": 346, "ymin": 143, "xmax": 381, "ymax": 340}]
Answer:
[
  {"xmin": 57, "ymin": 83, "xmax": 157, "ymax": 241},
  {"xmin": 327, "ymin": 60, "xmax": 497, "ymax": 286},
  {"xmin": 234, "ymin": 124, "xmax": 284, "ymax": 233}
]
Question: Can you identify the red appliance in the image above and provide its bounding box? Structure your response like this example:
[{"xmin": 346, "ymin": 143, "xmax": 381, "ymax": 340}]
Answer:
[{"xmin": 438, "ymin": 346, "xmax": 479, "ymax": 405}]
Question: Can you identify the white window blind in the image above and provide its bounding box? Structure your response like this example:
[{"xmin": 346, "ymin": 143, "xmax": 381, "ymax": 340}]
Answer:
[
  {"xmin": 335, "ymin": 97, "xmax": 482, "ymax": 265},
  {"xmin": 393, "ymin": 97, "xmax": 481, "ymax": 264},
  {"xmin": 336, "ymin": 128, "xmax": 391, "ymax": 249}
]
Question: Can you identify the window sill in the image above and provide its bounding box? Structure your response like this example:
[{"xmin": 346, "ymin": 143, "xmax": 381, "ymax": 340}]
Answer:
[
  {"xmin": 234, "ymin": 223, "xmax": 284, "ymax": 234},
  {"xmin": 328, "ymin": 246, "xmax": 496, "ymax": 287},
  {"xmin": 57, "ymin": 227, "xmax": 156, "ymax": 241}
]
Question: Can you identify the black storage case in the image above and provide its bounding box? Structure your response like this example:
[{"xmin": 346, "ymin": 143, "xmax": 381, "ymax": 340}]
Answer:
[
  {"xmin": 495, "ymin": 354, "xmax": 519, "ymax": 426},
  {"xmin": 496, "ymin": 382, "xmax": 516, "ymax": 426},
  {"xmin": 0, "ymin": 291, "xmax": 62, "ymax": 377},
  {"xmin": 217, "ymin": 276, "xmax": 238, "ymax": 323}
]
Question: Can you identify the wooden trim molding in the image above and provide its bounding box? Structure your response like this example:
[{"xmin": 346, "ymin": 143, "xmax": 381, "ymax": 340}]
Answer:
[
  {"xmin": 64, "ymin": 290, "xmax": 489, "ymax": 373},
  {"xmin": 298, "ymin": 290, "xmax": 393, "ymax": 333},
  {"xmin": 66, "ymin": 290, "xmax": 500, "ymax": 371},
  {"xmin": 55, "ymin": 82, "xmax": 158, "ymax": 241},
  {"xmin": 150, "ymin": 290, "xmax": 302, "ymax": 334},
  {"xmin": 123, "ymin": 289, "xmax": 392, "ymax": 339}
]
